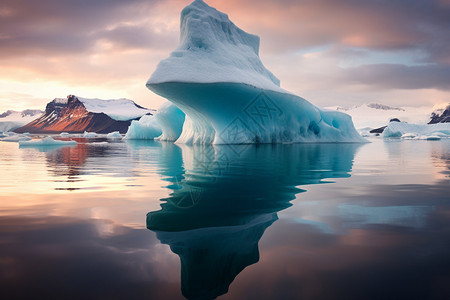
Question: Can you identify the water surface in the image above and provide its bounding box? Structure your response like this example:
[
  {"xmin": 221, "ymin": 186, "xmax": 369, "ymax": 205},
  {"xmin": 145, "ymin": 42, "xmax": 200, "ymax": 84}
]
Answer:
[{"xmin": 0, "ymin": 137, "xmax": 449, "ymax": 299}]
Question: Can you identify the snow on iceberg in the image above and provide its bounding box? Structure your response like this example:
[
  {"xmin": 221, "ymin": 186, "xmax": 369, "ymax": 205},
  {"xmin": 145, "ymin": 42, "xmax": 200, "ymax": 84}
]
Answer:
[
  {"xmin": 146, "ymin": 0, "xmax": 365, "ymax": 144},
  {"xmin": 383, "ymin": 122, "xmax": 450, "ymax": 139},
  {"xmin": 124, "ymin": 103, "xmax": 185, "ymax": 141},
  {"xmin": 18, "ymin": 136, "xmax": 77, "ymax": 147},
  {"xmin": 124, "ymin": 115, "xmax": 162, "ymax": 140}
]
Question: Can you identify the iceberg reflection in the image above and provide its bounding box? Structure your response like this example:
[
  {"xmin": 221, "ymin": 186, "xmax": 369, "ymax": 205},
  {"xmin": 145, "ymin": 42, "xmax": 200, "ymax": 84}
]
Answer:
[{"xmin": 147, "ymin": 143, "xmax": 360, "ymax": 299}]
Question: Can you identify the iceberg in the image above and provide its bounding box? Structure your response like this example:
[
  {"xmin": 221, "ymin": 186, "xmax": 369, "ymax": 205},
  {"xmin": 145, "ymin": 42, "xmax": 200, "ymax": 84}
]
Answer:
[
  {"xmin": 154, "ymin": 102, "xmax": 185, "ymax": 141},
  {"xmin": 146, "ymin": 0, "xmax": 365, "ymax": 144},
  {"xmin": 18, "ymin": 136, "xmax": 77, "ymax": 147},
  {"xmin": 123, "ymin": 102, "xmax": 185, "ymax": 141},
  {"xmin": 83, "ymin": 131, "xmax": 97, "ymax": 138},
  {"xmin": 106, "ymin": 131, "xmax": 122, "ymax": 139},
  {"xmin": 383, "ymin": 122, "xmax": 450, "ymax": 139},
  {"xmin": 124, "ymin": 115, "xmax": 162, "ymax": 140}
]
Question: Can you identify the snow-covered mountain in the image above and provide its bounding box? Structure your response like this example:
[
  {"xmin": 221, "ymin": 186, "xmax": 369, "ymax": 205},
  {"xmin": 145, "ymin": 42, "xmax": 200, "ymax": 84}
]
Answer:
[
  {"xmin": 15, "ymin": 95, "xmax": 152, "ymax": 134},
  {"xmin": 325, "ymin": 103, "xmax": 433, "ymax": 130},
  {"xmin": 0, "ymin": 109, "xmax": 43, "ymax": 132},
  {"xmin": 429, "ymin": 103, "xmax": 450, "ymax": 124}
]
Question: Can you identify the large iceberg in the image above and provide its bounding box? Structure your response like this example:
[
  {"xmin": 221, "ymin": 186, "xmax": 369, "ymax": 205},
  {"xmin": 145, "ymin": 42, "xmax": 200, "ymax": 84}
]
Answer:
[{"xmin": 146, "ymin": 0, "xmax": 365, "ymax": 144}]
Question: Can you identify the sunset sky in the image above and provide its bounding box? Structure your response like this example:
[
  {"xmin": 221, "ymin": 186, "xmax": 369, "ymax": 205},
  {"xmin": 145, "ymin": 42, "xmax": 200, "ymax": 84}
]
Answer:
[{"xmin": 1, "ymin": 0, "xmax": 449, "ymax": 112}]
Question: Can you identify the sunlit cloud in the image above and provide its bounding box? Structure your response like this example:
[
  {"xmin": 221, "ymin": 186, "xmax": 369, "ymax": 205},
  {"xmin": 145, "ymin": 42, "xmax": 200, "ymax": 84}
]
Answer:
[{"xmin": 0, "ymin": 0, "xmax": 449, "ymax": 111}]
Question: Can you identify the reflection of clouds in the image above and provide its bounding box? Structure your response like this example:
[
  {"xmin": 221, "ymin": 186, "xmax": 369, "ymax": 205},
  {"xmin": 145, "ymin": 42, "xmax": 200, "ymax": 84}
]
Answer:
[
  {"xmin": 338, "ymin": 204, "xmax": 434, "ymax": 229},
  {"xmin": 225, "ymin": 214, "xmax": 450, "ymax": 300},
  {"xmin": 431, "ymin": 139, "xmax": 450, "ymax": 178},
  {"xmin": 0, "ymin": 216, "xmax": 182, "ymax": 299}
]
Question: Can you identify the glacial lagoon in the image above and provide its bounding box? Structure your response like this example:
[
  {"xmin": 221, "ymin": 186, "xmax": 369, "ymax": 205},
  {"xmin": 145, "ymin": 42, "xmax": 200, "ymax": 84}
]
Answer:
[{"xmin": 0, "ymin": 137, "xmax": 449, "ymax": 299}]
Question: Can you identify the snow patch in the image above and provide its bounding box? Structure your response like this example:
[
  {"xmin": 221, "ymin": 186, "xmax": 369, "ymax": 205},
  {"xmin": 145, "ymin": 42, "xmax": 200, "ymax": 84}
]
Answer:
[
  {"xmin": 77, "ymin": 97, "xmax": 152, "ymax": 121},
  {"xmin": 147, "ymin": 0, "xmax": 283, "ymax": 93}
]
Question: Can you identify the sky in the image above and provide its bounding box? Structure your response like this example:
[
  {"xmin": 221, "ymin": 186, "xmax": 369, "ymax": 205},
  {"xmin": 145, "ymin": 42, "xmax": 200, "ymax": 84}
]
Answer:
[{"xmin": 0, "ymin": 0, "xmax": 449, "ymax": 112}]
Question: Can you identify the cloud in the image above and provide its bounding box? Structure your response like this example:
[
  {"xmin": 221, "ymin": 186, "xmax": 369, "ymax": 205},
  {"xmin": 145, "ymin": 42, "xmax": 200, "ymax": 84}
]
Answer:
[
  {"xmin": 0, "ymin": 0, "xmax": 170, "ymax": 56},
  {"xmin": 342, "ymin": 63, "xmax": 450, "ymax": 90},
  {"xmin": 211, "ymin": 0, "xmax": 450, "ymax": 56},
  {"xmin": 0, "ymin": 0, "xmax": 449, "ymax": 110}
]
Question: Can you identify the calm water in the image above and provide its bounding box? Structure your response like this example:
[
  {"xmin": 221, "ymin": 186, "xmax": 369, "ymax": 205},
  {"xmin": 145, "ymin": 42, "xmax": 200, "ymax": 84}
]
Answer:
[{"xmin": 0, "ymin": 137, "xmax": 449, "ymax": 300}]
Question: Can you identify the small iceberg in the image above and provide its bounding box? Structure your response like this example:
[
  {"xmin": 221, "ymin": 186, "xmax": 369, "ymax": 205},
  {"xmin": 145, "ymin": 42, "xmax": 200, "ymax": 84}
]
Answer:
[
  {"xmin": 154, "ymin": 102, "xmax": 185, "ymax": 141},
  {"xmin": 18, "ymin": 136, "xmax": 77, "ymax": 147},
  {"xmin": 106, "ymin": 131, "xmax": 122, "ymax": 139},
  {"xmin": 124, "ymin": 115, "xmax": 162, "ymax": 140},
  {"xmin": 83, "ymin": 131, "xmax": 97, "ymax": 138}
]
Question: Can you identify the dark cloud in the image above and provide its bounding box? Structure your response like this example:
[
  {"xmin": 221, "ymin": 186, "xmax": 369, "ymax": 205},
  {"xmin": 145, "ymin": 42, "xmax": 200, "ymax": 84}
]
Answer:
[
  {"xmin": 213, "ymin": 0, "xmax": 450, "ymax": 63},
  {"xmin": 0, "ymin": 216, "xmax": 183, "ymax": 299},
  {"xmin": 0, "ymin": 0, "xmax": 168, "ymax": 56},
  {"xmin": 342, "ymin": 63, "xmax": 450, "ymax": 90}
]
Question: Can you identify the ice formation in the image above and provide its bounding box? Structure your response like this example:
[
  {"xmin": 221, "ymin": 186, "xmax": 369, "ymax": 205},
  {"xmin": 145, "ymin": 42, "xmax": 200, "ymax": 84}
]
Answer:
[
  {"xmin": 124, "ymin": 102, "xmax": 185, "ymax": 141},
  {"xmin": 18, "ymin": 136, "xmax": 77, "ymax": 147},
  {"xmin": 106, "ymin": 131, "xmax": 122, "ymax": 139},
  {"xmin": 83, "ymin": 131, "xmax": 98, "ymax": 138},
  {"xmin": 326, "ymin": 104, "xmax": 432, "ymax": 130},
  {"xmin": 154, "ymin": 102, "xmax": 185, "ymax": 141},
  {"xmin": 146, "ymin": 0, "xmax": 365, "ymax": 144},
  {"xmin": 124, "ymin": 115, "xmax": 162, "ymax": 140},
  {"xmin": 382, "ymin": 122, "xmax": 450, "ymax": 139}
]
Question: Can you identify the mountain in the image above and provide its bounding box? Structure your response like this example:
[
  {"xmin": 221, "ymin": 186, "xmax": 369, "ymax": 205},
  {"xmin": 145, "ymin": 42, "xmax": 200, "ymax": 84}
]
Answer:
[
  {"xmin": 326, "ymin": 103, "xmax": 432, "ymax": 129},
  {"xmin": 14, "ymin": 95, "xmax": 152, "ymax": 134},
  {"xmin": 0, "ymin": 109, "xmax": 43, "ymax": 132},
  {"xmin": 429, "ymin": 103, "xmax": 450, "ymax": 124}
]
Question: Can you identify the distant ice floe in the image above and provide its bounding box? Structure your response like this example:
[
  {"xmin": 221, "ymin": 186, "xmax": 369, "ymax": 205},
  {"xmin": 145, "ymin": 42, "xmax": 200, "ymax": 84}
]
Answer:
[
  {"xmin": 0, "ymin": 133, "xmax": 32, "ymax": 142},
  {"xmin": 83, "ymin": 131, "xmax": 98, "ymax": 138},
  {"xmin": 383, "ymin": 122, "xmax": 450, "ymax": 140},
  {"xmin": 18, "ymin": 136, "xmax": 77, "ymax": 147},
  {"xmin": 106, "ymin": 131, "xmax": 122, "ymax": 139}
]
